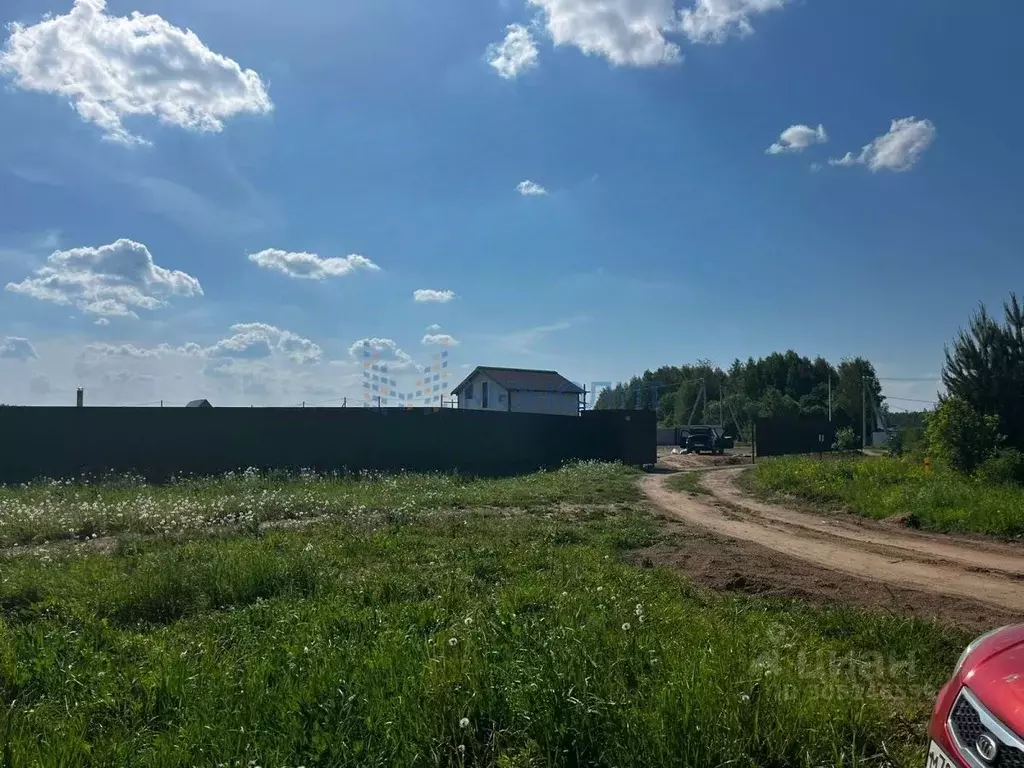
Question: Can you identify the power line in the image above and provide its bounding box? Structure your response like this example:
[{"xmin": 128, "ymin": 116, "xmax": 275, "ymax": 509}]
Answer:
[{"xmin": 886, "ymin": 395, "xmax": 939, "ymax": 405}]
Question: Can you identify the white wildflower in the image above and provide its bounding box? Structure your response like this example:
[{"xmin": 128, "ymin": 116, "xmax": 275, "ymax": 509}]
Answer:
[
  {"xmin": 459, "ymin": 717, "xmax": 470, "ymax": 728},
  {"xmin": 622, "ymin": 622, "xmax": 631, "ymax": 631}
]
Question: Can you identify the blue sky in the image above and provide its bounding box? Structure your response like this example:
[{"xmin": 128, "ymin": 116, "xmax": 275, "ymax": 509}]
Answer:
[{"xmin": 1, "ymin": 0, "xmax": 1021, "ymax": 409}]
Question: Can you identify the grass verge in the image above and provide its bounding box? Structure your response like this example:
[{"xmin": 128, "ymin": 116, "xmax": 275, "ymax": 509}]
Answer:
[
  {"xmin": 0, "ymin": 461, "xmax": 639, "ymax": 547},
  {"xmin": 665, "ymin": 472, "xmax": 711, "ymax": 495},
  {"xmin": 0, "ymin": 464, "xmax": 967, "ymax": 767},
  {"xmin": 754, "ymin": 455, "xmax": 1024, "ymax": 537}
]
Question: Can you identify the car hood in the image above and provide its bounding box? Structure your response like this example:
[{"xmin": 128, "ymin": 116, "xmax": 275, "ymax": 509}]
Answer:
[{"xmin": 965, "ymin": 631, "xmax": 1024, "ymax": 733}]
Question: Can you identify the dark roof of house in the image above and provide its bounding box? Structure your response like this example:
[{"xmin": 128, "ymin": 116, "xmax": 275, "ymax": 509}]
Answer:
[
  {"xmin": 186, "ymin": 399, "xmax": 213, "ymax": 408},
  {"xmin": 451, "ymin": 367, "xmax": 584, "ymax": 395}
]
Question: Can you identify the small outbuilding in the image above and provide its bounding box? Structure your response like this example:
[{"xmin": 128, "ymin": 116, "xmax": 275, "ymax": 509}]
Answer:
[{"xmin": 186, "ymin": 399, "xmax": 213, "ymax": 408}]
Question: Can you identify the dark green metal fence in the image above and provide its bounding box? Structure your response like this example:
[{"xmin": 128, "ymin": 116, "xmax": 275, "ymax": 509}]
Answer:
[
  {"xmin": 0, "ymin": 407, "xmax": 656, "ymax": 483},
  {"xmin": 754, "ymin": 417, "xmax": 837, "ymax": 458}
]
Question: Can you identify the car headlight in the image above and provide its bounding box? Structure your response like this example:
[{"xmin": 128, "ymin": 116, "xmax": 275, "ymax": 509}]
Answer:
[{"xmin": 953, "ymin": 626, "xmax": 1010, "ymax": 676}]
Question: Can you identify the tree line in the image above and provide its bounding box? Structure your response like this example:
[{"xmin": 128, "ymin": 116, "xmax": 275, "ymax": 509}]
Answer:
[{"xmin": 593, "ymin": 351, "xmax": 883, "ymax": 441}]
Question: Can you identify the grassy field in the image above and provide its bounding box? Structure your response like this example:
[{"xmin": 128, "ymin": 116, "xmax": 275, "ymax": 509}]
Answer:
[
  {"xmin": 753, "ymin": 455, "xmax": 1024, "ymax": 537},
  {"xmin": 0, "ymin": 461, "xmax": 638, "ymax": 548},
  {"xmin": 0, "ymin": 462, "xmax": 966, "ymax": 766}
]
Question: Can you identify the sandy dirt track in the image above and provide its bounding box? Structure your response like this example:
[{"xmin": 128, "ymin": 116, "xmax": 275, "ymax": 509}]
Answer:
[{"xmin": 642, "ymin": 467, "xmax": 1024, "ymax": 617}]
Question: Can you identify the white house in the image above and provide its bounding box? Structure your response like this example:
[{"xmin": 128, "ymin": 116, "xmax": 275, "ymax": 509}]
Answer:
[{"xmin": 452, "ymin": 367, "xmax": 583, "ymax": 416}]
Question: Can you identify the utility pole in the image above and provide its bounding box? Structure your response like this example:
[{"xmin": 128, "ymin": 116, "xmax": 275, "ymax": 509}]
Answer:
[
  {"xmin": 719, "ymin": 385, "xmax": 724, "ymax": 428},
  {"xmin": 861, "ymin": 375, "xmax": 867, "ymax": 451},
  {"xmin": 828, "ymin": 376, "xmax": 832, "ymax": 422}
]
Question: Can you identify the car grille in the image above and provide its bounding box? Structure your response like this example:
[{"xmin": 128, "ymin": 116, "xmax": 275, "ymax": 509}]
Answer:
[{"xmin": 951, "ymin": 693, "xmax": 1024, "ymax": 768}]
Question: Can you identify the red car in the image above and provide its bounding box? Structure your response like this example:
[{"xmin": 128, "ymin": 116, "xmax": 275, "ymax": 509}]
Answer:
[{"xmin": 928, "ymin": 623, "xmax": 1024, "ymax": 768}]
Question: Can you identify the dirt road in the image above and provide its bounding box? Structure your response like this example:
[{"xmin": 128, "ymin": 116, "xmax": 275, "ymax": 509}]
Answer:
[{"xmin": 642, "ymin": 467, "xmax": 1024, "ymax": 621}]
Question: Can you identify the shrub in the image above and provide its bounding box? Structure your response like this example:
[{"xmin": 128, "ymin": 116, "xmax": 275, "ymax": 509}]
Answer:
[
  {"xmin": 925, "ymin": 396, "xmax": 1000, "ymax": 474},
  {"xmin": 886, "ymin": 430, "xmax": 904, "ymax": 457},
  {"xmin": 833, "ymin": 427, "xmax": 857, "ymax": 451},
  {"xmin": 977, "ymin": 448, "xmax": 1024, "ymax": 486}
]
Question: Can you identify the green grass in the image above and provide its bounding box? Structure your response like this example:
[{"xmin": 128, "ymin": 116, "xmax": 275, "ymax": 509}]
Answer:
[
  {"xmin": 0, "ymin": 461, "xmax": 640, "ymax": 547},
  {"xmin": 665, "ymin": 472, "xmax": 711, "ymax": 495},
  {"xmin": 0, "ymin": 463, "xmax": 967, "ymax": 766},
  {"xmin": 754, "ymin": 454, "xmax": 1024, "ymax": 537}
]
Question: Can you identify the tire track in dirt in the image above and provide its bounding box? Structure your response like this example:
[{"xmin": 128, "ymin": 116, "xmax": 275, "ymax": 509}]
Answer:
[
  {"xmin": 642, "ymin": 470, "xmax": 1024, "ymax": 613},
  {"xmin": 704, "ymin": 468, "xmax": 1024, "ymax": 577}
]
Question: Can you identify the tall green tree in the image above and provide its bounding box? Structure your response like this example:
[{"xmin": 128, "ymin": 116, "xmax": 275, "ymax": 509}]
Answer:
[{"xmin": 943, "ymin": 294, "xmax": 1024, "ymax": 450}]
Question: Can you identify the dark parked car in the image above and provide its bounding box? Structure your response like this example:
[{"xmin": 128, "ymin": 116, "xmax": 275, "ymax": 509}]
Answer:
[{"xmin": 686, "ymin": 428, "xmax": 723, "ymax": 455}]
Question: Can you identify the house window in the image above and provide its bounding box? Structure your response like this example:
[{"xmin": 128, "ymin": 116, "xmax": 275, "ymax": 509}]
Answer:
[
  {"xmin": 482, "ymin": 381, "xmax": 489, "ymax": 408},
  {"xmin": 464, "ymin": 383, "xmax": 473, "ymax": 400}
]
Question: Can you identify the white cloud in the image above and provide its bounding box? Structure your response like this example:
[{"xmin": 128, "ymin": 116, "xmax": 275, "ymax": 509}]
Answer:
[
  {"xmin": 94, "ymin": 317, "xmax": 110, "ymax": 326},
  {"xmin": 413, "ymin": 289, "xmax": 457, "ymax": 303},
  {"xmin": 766, "ymin": 123, "xmax": 827, "ymax": 155},
  {"xmin": 496, "ymin": 319, "xmax": 575, "ymax": 355},
  {"xmin": 528, "ymin": 0, "xmax": 682, "ymax": 67},
  {"xmin": 680, "ymin": 0, "xmax": 787, "ymax": 43},
  {"xmin": 0, "ymin": 337, "xmax": 38, "ymax": 361},
  {"xmin": 348, "ymin": 338, "xmax": 414, "ymax": 370},
  {"xmin": 0, "ymin": 0, "xmax": 272, "ymax": 145},
  {"xmin": 828, "ymin": 117, "xmax": 937, "ymax": 173},
  {"xmin": 487, "ymin": 24, "xmax": 540, "ymax": 79},
  {"xmin": 525, "ymin": 0, "xmax": 790, "ymax": 67},
  {"xmin": 517, "ymin": 180, "xmax": 548, "ymax": 196},
  {"xmin": 248, "ymin": 249, "xmax": 380, "ymax": 280},
  {"xmin": 828, "ymin": 152, "xmax": 858, "ymax": 168},
  {"xmin": 214, "ymin": 323, "xmax": 323, "ymax": 365},
  {"xmin": 5, "ymin": 239, "xmax": 201, "ymax": 319},
  {"xmin": 426, "ymin": 324, "xmax": 443, "ymax": 332},
  {"xmin": 422, "ymin": 333, "xmax": 459, "ymax": 346},
  {"xmin": 81, "ymin": 323, "xmax": 321, "ymax": 365}
]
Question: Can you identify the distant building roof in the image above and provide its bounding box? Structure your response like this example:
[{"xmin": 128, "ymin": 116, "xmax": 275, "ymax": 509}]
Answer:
[
  {"xmin": 451, "ymin": 367, "xmax": 584, "ymax": 395},
  {"xmin": 186, "ymin": 399, "xmax": 212, "ymax": 408}
]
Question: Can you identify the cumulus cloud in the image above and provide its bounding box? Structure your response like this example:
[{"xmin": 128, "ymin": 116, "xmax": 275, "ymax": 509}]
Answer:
[
  {"xmin": 828, "ymin": 118, "xmax": 937, "ymax": 173},
  {"xmin": 210, "ymin": 323, "xmax": 323, "ymax": 365},
  {"xmin": 422, "ymin": 333, "xmax": 459, "ymax": 347},
  {"xmin": 426, "ymin": 324, "xmax": 443, "ymax": 332},
  {"xmin": 528, "ymin": 0, "xmax": 682, "ymax": 66},
  {"xmin": 413, "ymin": 289, "xmax": 457, "ymax": 303},
  {"xmin": 517, "ymin": 180, "xmax": 548, "ymax": 196},
  {"xmin": 0, "ymin": 336, "xmax": 38, "ymax": 361},
  {"xmin": 487, "ymin": 24, "xmax": 540, "ymax": 79},
  {"xmin": 248, "ymin": 249, "xmax": 380, "ymax": 280},
  {"xmin": 81, "ymin": 323, "xmax": 321, "ymax": 365},
  {"xmin": 766, "ymin": 124, "xmax": 827, "ymax": 155},
  {"xmin": 348, "ymin": 338, "xmax": 414, "ymax": 370},
  {"xmin": 524, "ymin": 0, "xmax": 789, "ymax": 67},
  {"xmin": 5, "ymin": 239, "xmax": 201, "ymax": 319},
  {"xmin": 680, "ymin": 0, "xmax": 787, "ymax": 43},
  {"xmin": 0, "ymin": 0, "xmax": 272, "ymax": 145}
]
